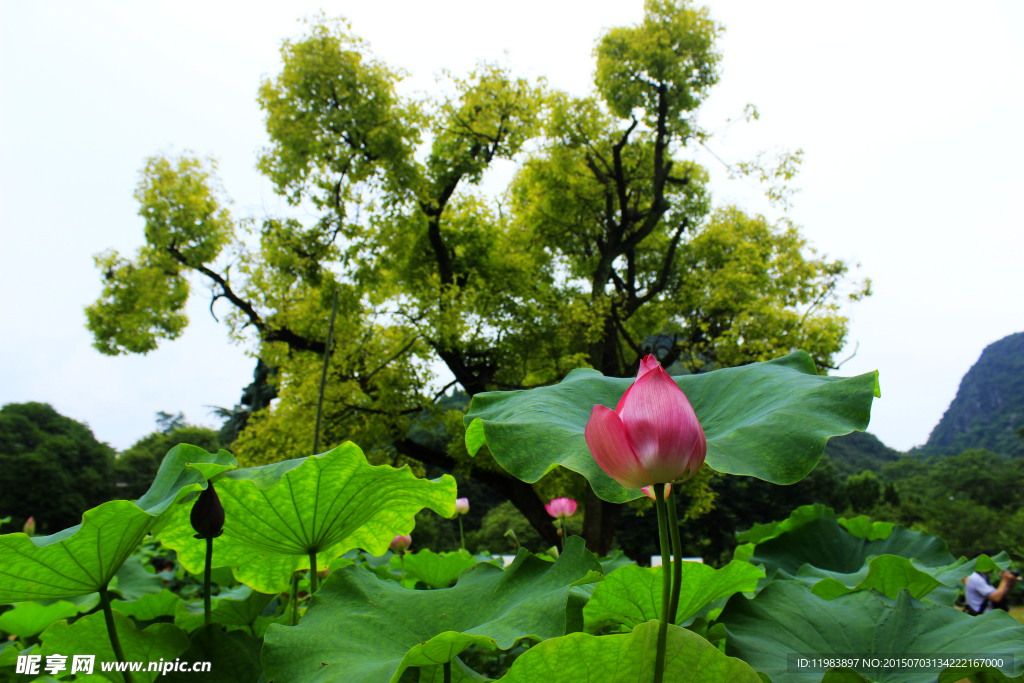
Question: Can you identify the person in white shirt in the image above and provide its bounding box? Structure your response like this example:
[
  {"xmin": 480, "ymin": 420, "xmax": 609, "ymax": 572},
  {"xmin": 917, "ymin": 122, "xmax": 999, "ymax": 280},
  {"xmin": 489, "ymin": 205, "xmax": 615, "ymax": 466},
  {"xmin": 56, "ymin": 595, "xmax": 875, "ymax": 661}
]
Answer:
[{"xmin": 965, "ymin": 555, "xmax": 1018, "ymax": 615}]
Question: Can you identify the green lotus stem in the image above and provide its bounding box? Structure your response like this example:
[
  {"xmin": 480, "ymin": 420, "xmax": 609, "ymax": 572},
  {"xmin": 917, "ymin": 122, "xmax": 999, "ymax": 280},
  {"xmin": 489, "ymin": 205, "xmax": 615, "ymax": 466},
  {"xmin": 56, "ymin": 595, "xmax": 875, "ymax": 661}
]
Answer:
[
  {"xmin": 443, "ymin": 660, "xmax": 452, "ymax": 683},
  {"xmin": 559, "ymin": 518, "xmax": 566, "ymax": 552},
  {"xmin": 667, "ymin": 488, "xmax": 683, "ymax": 625},
  {"xmin": 313, "ymin": 289, "xmax": 339, "ymax": 455},
  {"xmin": 458, "ymin": 516, "xmax": 465, "ymax": 551},
  {"xmin": 204, "ymin": 536, "xmax": 214, "ymax": 626},
  {"xmin": 99, "ymin": 583, "xmax": 134, "ymax": 683},
  {"xmin": 653, "ymin": 483, "xmax": 671, "ymax": 683},
  {"xmin": 400, "ymin": 554, "xmax": 406, "ymax": 584},
  {"xmin": 290, "ymin": 571, "xmax": 300, "ymax": 626},
  {"xmin": 309, "ymin": 551, "xmax": 319, "ymax": 594}
]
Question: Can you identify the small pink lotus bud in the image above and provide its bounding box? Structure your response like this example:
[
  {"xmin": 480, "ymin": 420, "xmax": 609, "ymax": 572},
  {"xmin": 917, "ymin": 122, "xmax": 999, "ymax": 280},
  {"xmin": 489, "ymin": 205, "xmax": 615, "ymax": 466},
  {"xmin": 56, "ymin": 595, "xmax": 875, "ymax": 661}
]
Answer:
[
  {"xmin": 641, "ymin": 483, "xmax": 672, "ymax": 501},
  {"xmin": 585, "ymin": 354, "xmax": 706, "ymax": 490},
  {"xmin": 390, "ymin": 534, "xmax": 412, "ymax": 554},
  {"xmin": 545, "ymin": 497, "xmax": 577, "ymax": 520},
  {"xmin": 455, "ymin": 498, "xmax": 470, "ymax": 515},
  {"xmin": 22, "ymin": 517, "xmax": 35, "ymax": 536}
]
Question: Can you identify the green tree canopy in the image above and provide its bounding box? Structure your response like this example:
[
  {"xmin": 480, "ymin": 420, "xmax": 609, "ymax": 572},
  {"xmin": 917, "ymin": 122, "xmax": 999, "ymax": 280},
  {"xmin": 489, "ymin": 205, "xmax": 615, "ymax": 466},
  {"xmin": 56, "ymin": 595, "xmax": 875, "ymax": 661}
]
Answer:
[
  {"xmin": 85, "ymin": 1, "xmax": 869, "ymax": 553},
  {"xmin": 0, "ymin": 402, "xmax": 115, "ymax": 533}
]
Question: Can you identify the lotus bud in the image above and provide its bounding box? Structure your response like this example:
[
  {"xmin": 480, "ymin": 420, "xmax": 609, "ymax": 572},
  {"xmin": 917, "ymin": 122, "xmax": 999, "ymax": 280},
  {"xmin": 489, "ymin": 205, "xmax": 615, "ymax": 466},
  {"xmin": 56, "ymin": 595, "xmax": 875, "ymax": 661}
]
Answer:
[
  {"xmin": 190, "ymin": 482, "xmax": 225, "ymax": 540},
  {"xmin": 454, "ymin": 497, "xmax": 470, "ymax": 516},
  {"xmin": 545, "ymin": 497, "xmax": 577, "ymax": 520},
  {"xmin": 390, "ymin": 534, "xmax": 412, "ymax": 554},
  {"xmin": 22, "ymin": 516, "xmax": 35, "ymax": 536},
  {"xmin": 641, "ymin": 483, "xmax": 671, "ymax": 501},
  {"xmin": 585, "ymin": 354, "xmax": 706, "ymax": 490}
]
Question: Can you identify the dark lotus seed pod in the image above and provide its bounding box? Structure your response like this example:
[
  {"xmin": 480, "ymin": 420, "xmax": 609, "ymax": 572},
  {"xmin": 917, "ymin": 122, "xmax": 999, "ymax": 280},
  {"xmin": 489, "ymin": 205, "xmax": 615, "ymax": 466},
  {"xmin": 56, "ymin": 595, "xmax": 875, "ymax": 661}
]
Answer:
[{"xmin": 190, "ymin": 482, "xmax": 225, "ymax": 539}]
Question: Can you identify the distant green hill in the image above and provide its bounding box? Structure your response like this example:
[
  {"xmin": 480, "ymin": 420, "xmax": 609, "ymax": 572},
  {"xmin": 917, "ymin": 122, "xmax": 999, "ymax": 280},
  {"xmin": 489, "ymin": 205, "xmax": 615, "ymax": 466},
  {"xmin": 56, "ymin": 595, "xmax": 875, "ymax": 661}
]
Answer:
[
  {"xmin": 919, "ymin": 331, "xmax": 1024, "ymax": 459},
  {"xmin": 823, "ymin": 430, "xmax": 903, "ymax": 478}
]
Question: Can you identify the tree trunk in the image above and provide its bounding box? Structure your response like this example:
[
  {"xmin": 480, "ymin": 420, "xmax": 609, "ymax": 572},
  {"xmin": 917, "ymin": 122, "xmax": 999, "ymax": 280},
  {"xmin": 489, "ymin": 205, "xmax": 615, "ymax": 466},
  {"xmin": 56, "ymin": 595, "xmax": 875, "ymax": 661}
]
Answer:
[
  {"xmin": 581, "ymin": 482, "xmax": 623, "ymax": 557},
  {"xmin": 581, "ymin": 313, "xmax": 630, "ymax": 554}
]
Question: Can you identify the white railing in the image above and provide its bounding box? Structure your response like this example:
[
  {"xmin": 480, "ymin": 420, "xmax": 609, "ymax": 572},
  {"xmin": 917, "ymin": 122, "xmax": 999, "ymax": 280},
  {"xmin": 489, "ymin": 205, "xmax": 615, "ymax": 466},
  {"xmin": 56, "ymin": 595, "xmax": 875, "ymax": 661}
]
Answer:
[{"xmin": 650, "ymin": 556, "xmax": 703, "ymax": 567}]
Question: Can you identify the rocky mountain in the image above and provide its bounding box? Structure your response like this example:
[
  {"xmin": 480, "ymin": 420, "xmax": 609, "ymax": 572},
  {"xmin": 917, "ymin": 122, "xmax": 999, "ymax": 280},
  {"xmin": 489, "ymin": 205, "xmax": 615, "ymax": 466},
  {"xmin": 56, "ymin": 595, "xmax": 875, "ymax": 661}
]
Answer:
[{"xmin": 918, "ymin": 331, "xmax": 1024, "ymax": 459}]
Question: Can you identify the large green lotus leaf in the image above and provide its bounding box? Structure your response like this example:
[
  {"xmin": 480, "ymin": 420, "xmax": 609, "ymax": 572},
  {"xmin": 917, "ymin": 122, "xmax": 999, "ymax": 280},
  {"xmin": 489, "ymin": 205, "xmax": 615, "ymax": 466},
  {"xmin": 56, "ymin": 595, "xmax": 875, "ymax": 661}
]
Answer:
[
  {"xmin": 416, "ymin": 657, "xmax": 490, "ymax": 683},
  {"xmin": 740, "ymin": 506, "xmax": 895, "ymax": 548},
  {"xmin": 819, "ymin": 670, "xmax": 870, "ymax": 683},
  {"xmin": 802, "ymin": 553, "xmax": 1011, "ymax": 602},
  {"xmin": 393, "ymin": 549, "xmax": 478, "ymax": 589},
  {"xmin": 156, "ymin": 442, "xmax": 456, "ymax": 594},
  {"xmin": 38, "ymin": 611, "xmax": 189, "ymax": 683},
  {"xmin": 599, "ymin": 549, "xmax": 637, "ymax": 574},
  {"xmin": 941, "ymin": 668, "xmax": 1024, "ymax": 683},
  {"xmin": 717, "ymin": 580, "xmax": 1024, "ymax": 683},
  {"xmin": 261, "ymin": 537, "xmax": 602, "ymax": 683},
  {"xmin": 0, "ymin": 643, "xmax": 38, "ymax": 673},
  {"xmin": 174, "ymin": 586, "xmax": 276, "ymax": 633},
  {"xmin": 0, "ymin": 447, "xmax": 234, "ymax": 604},
  {"xmin": 736, "ymin": 504, "xmax": 836, "ymax": 545},
  {"xmin": 109, "ymin": 556, "xmax": 166, "ymax": 601},
  {"xmin": 108, "ymin": 584, "xmax": 260, "ymax": 630},
  {"xmin": 499, "ymin": 621, "xmax": 761, "ymax": 683},
  {"xmin": 134, "ymin": 444, "xmax": 238, "ymax": 511},
  {"xmin": 0, "ymin": 642, "xmax": 20, "ymax": 669},
  {"xmin": 159, "ymin": 504, "xmax": 310, "ymax": 594},
  {"xmin": 837, "ymin": 515, "xmax": 895, "ymax": 541},
  {"xmin": 463, "ymin": 352, "xmax": 879, "ymax": 503},
  {"xmin": 111, "ymin": 590, "xmax": 183, "ymax": 621},
  {"xmin": 161, "ymin": 625, "xmax": 263, "ymax": 683},
  {"xmin": 0, "ymin": 601, "xmax": 79, "ymax": 637},
  {"xmin": 565, "ymin": 572, "xmax": 605, "ymax": 634},
  {"xmin": 749, "ymin": 517, "xmax": 954, "ymax": 580},
  {"xmin": 583, "ymin": 561, "xmax": 764, "ymax": 633},
  {"xmin": 42, "ymin": 591, "xmax": 102, "ymax": 613}
]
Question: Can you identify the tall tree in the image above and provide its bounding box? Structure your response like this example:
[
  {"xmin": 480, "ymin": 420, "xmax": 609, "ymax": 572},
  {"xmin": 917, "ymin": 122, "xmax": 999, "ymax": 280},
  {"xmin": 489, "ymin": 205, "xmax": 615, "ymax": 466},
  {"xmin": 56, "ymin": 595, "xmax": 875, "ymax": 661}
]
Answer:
[
  {"xmin": 86, "ymin": 2, "xmax": 867, "ymax": 553},
  {"xmin": 0, "ymin": 402, "xmax": 116, "ymax": 533}
]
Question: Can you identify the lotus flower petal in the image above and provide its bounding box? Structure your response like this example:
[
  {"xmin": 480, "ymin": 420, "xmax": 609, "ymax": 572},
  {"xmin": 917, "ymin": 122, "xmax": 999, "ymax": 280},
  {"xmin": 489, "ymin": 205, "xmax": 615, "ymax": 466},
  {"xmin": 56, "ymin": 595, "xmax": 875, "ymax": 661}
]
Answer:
[
  {"xmin": 636, "ymin": 355, "xmax": 662, "ymax": 380},
  {"xmin": 585, "ymin": 404, "xmax": 654, "ymax": 490},
  {"xmin": 617, "ymin": 360, "xmax": 706, "ymax": 484},
  {"xmin": 641, "ymin": 483, "xmax": 671, "ymax": 501}
]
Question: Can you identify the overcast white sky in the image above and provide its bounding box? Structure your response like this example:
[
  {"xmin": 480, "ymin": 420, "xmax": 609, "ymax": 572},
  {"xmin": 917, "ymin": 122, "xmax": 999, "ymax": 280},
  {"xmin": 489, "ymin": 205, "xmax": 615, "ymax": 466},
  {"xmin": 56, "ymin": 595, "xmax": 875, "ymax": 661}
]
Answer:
[{"xmin": 2, "ymin": 0, "xmax": 1022, "ymax": 452}]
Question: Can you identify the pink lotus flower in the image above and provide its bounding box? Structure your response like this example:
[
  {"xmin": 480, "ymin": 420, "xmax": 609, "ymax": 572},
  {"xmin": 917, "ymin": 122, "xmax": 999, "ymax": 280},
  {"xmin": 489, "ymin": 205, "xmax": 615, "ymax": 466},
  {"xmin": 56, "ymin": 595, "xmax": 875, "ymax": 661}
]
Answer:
[
  {"xmin": 545, "ymin": 497, "xmax": 577, "ymax": 520},
  {"xmin": 585, "ymin": 354, "xmax": 706, "ymax": 490},
  {"xmin": 22, "ymin": 516, "xmax": 35, "ymax": 536},
  {"xmin": 389, "ymin": 534, "xmax": 412, "ymax": 554},
  {"xmin": 454, "ymin": 497, "xmax": 470, "ymax": 515},
  {"xmin": 642, "ymin": 483, "xmax": 671, "ymax": 501}
]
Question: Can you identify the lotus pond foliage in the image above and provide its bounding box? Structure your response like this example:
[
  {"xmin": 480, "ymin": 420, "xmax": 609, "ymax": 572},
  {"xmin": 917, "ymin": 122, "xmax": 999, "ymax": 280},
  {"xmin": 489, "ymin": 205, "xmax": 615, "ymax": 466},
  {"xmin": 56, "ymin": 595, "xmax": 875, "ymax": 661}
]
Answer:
[{"xmin": 2, "ymin": 351, "xmax": 1022, "ymax": 683}]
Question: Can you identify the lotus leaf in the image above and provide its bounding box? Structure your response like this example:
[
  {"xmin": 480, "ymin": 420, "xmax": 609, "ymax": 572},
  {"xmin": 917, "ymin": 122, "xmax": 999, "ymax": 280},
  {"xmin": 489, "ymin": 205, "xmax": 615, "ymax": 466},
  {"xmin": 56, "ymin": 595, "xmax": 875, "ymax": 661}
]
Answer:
[
  {"xmin": 0, "ymin": 446, "xmax": 234, "ymax": 603},
  {"xmin": 464, "ymin": 352, "xmax": 879, "ymax": 502},
  {"xmin": 157, "ymin": 442, "xmax": 456, "ymax": 593},
  {"xmin": 499, "ymin": 621, "xmax": 762, "ymax": 682},
  {"xmin": 262, "ymin": 537, "xmax": 601, "ymax": 683},
  {"xmin": 38, "ymin": 611, "xmax": 189, "ymax": 683},
  {"xmin": 718, "ymin": 580, "xmax": 1024, "ymax": 683},
  {"xmin": 583, "ymin": 561, "xmax": 763, "ymax": 633}
]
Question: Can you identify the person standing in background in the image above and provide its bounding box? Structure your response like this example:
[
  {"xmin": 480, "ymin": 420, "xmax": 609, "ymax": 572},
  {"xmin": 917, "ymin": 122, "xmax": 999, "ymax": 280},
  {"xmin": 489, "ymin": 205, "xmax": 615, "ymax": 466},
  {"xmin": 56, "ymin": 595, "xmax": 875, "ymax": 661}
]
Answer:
[{"xmin": 965, "ymin": 552, "xmax": 1018, "ymax": 615}]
